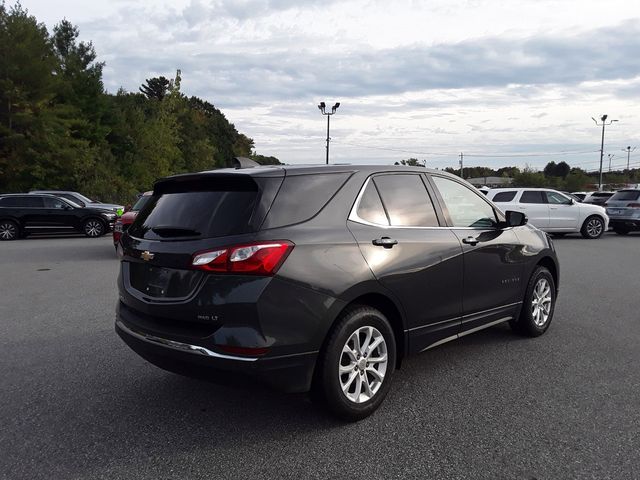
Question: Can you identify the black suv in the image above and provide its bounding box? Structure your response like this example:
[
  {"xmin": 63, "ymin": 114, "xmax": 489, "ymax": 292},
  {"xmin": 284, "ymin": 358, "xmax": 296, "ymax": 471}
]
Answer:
[
  {"xmin": 116, "ymin": 165, "xmax": 559, "ymax": 420},
  {"xmin": 0, "ymin": 194, "xmax": 117, "ymax": 240}
]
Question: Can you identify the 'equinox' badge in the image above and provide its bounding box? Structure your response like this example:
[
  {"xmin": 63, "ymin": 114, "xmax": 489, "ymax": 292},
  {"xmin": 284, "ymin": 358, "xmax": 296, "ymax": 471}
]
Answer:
[{"xmin": 141, "ymin": 251, "xmax": 154, "ymax": 261}]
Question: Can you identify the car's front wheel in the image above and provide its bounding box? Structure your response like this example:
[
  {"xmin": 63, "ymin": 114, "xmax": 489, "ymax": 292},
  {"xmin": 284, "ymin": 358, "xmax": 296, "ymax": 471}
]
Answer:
[
  {"xmin": 83, "ymin": 218, "xmax": 105, "ymax": 237},
  {"xmin": 510, "ymin": 266, "xmax": 556, "ymax": 337},
  {"xmin": 314, "ymin": 306, "xmax": 396, "ymax": 421},
  {"xmin": 581, "ymin": 215, "xmax": 605, "ymax": 239},
  {"xmin": 0, "ymin": 220, "xmax": 19, "ymax": 241}
]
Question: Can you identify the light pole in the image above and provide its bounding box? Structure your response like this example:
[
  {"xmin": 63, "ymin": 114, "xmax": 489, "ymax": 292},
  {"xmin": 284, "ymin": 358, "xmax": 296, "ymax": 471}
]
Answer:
[
  {"xmin": 622, "ymin": 146, "xmax": 636, "ymax": 171},
  {"xmin": 608, "ymin": 153, "xmax": 615, "ymax": 172},
  {"xmin": 318, "ymin": 101, "xmax": 340, "ymax": 164},
  {"xmin": 592, "ymin": 115, "xmax": 618, "ymax": 191}
]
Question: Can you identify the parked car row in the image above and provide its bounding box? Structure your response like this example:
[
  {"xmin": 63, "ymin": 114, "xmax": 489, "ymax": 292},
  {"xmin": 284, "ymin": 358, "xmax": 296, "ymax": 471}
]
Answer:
[{"xmin": 0, "ymin": 192, "xmax": 120, "ymax": 240}]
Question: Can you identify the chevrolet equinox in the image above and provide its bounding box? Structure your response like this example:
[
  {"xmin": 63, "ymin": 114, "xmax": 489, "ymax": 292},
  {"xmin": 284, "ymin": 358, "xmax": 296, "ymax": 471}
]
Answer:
[{"xmin": 116, "ymin": 165, "xmax": 559, "ymax": 420}]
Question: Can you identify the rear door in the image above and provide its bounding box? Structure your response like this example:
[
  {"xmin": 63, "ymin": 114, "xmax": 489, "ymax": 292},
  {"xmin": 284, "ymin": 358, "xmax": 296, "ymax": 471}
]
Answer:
[
  {"xmin": 516, "ymin": 190, "xmax": 550, "ymax": 229},
  {"xmin": 428, "ymin": 175, "xmax": 525, "ymax": 331},
  {"xmin": 347, "ymin": 173, "xmax": 464, "ymax": 353},
  {"xmin": 545, "ymin": 190, "xmax": 579, "ymax": 229}
]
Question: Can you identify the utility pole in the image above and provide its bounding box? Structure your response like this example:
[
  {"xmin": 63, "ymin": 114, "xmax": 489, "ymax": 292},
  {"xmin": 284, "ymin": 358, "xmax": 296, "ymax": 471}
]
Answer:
[
  {"xmin": 622, "ymin": 146, "xmax": 636, "ymax": 171},
  {"xmin": 317, "ymin": 102, "xmax": 340, "ymax": 164},
  {"xmin": 459, "ymin": 152, "xmax": 464, "ymax": 179},
  {"xmin": 592, "ymin": 115, "xmax": 618, "ymax": 191},
  {"xmin": 608, "ymin": 153, "xmax": 615, "ymax": 172}
]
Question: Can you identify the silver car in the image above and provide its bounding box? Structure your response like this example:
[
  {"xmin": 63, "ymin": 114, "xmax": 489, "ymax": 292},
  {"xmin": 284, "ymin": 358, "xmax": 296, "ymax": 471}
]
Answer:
[{"xmin": 605, "ymin": 189, "xmax": 640, "ymax": 235}]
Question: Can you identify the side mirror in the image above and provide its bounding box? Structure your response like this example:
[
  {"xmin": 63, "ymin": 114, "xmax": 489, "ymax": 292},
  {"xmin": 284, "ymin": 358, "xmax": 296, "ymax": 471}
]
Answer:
[{"xmin": 504, "ymin": 210, "xmax": 528, "ymax": 227}]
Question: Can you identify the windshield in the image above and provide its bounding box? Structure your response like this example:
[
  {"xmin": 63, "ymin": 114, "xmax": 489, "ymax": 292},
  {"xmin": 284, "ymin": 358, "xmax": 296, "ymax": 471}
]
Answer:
[{"xmin": 74, "ymin": 192, "xmax": 95, "ymax": 203}]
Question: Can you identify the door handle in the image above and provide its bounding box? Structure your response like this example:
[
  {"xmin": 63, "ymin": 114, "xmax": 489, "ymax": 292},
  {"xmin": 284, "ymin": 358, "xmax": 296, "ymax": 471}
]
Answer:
[
  {"xmin": 462, "ymin": 236, "xmax": 479, "ymax": 246},
  {"xmin": 372, "ymin": 237, "xmax": 398, "ymax": 249}
]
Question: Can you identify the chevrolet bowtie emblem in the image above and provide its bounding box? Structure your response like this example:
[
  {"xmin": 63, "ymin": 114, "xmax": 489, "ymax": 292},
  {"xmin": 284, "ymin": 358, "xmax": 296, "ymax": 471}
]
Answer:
[{"xmin": 141, "ymin": 251, "xmax": 155, "ymax": 261}]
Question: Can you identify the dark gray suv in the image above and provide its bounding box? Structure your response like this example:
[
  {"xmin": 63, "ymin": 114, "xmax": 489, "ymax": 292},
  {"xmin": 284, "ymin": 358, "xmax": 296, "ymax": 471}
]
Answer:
[{"xmin": 116, "ymin": 165, "xmax": 559, "ymax": 420}]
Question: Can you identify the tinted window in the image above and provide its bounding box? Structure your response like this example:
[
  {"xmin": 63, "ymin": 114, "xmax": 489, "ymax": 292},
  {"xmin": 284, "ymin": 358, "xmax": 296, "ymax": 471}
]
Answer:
[
  {"xmin": 432, "ymin": 176, "xmax": 497, "ymax": 228},
  {"xmin": 492, "ymin": 191, "xmax": 517, "ymax": 202},
  {"xmin": 373, "ymin": 174, "xmax": 439, "ymax": 227},
  {"xmin": 520, "ymin": 191, "xmax": 545, "ymax": 204},
  {"xmin": 0, "ymin": 196, "xmax": 43, "ymax": 207},
  {"xmin": 545, "ymin": 191, "xmax": 572, "ymax": 205},
  {"xmin": 131, "ymin": 195, "xmax": 151, "ymax": 212},
  {"xmin": 43, "ymin": 197, "xmax": 68, "ymax": 209},
  {"xmin": 592, "ymin": 192, "xmax": 613, "ymax": 198},
  {"xmin": 262, "ymin": 172, "xmax": 351, "ymax": 229},
  {"xmin": 356, "ymin": 181, "xmax": 389, "ymax": 225},
  {"xmin": 129, "ymin": 178, "xmax": 260, "ymax": 240},
  {"xmin": 59, "ymin": 193, "xmax": 85, "ymax": 206},
  {"xmin": 609, "ymin": 191, "xmax": 640, "ymax": 202}
]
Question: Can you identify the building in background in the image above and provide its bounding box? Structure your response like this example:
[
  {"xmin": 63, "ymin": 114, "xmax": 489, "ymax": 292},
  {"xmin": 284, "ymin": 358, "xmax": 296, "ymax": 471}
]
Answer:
[{"xmin": 466, "ymin": 176, "xmax": 513, "ymax": 188}]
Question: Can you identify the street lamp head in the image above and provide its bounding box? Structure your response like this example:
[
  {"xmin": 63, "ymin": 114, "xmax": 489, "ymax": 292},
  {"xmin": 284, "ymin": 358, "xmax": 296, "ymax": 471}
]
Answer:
[
  {"xmin": 318, "ymin": 102, "xmax": 326, "ymax": 113},
  {"xmin": 601, "ymin": 114, "xmax": 608, "ymax": 121},
  {"xmin": 333, "ymin": 102, "xmax": 340, "ymax": 110}
]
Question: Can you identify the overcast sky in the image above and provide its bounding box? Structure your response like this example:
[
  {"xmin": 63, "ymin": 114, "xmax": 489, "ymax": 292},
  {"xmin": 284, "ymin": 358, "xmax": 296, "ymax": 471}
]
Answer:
[{"xmin": 18, "ymin": 0, "xmax": 640, "ymax": 171}]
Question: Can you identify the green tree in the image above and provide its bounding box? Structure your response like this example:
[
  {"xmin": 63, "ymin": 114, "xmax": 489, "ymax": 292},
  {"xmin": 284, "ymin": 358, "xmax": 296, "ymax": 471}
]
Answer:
[
  {"xmin": 139, "ymin": 76, "xmax": 170, "ymax": 100},
  {"xmin": 395, "ymin": 158, "xmax": 424, "ymax": 166}
]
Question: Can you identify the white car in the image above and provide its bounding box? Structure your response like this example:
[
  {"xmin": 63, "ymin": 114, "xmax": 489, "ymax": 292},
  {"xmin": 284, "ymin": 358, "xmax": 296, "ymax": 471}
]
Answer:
[{"xmin": 486, "ymin": 188, "xmax": 609, "ymax": 239}]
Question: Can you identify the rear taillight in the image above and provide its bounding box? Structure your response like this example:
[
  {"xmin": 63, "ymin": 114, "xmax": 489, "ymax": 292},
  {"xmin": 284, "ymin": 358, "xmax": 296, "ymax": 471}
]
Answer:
[
  {"xmin": 627, "ymin": 203, "xmax": 640, "ymax": 208},
  {"xmin": 192, "ymin": 241, "xmax": 294, "ymax": 275}
]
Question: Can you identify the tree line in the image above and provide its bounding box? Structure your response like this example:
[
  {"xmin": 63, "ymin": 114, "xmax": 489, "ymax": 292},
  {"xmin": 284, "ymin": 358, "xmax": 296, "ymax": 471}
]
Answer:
[
  {"xmin": 0, "ymin": 3, "xmax": 280, "ymax": 203},
  {"xmin": 398, "ymin": 158, "xmax": 639, "ymax": 191}
]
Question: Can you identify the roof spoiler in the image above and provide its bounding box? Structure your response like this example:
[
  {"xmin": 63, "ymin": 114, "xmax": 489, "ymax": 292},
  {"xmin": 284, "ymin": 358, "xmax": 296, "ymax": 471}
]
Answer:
[{"xmin": 231, "ymin": 157, "xmax": 260, "ymax": 169}]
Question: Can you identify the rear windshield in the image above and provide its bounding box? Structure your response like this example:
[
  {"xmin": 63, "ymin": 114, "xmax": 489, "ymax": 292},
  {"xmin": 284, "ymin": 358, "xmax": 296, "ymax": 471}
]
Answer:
[
  {"xmin": 609, "ymin": 191, "xmax": 640, "ymax": 202},
  {"xmin": 128, "ymin": 177, "xmax": 260, "ymax": 240}
]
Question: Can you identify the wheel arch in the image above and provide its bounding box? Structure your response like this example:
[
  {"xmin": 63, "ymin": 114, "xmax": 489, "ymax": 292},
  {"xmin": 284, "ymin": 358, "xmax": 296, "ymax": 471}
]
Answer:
[
  {"xmin": 536, "ymin": 255, "xmax": 559, "ymax": 293},
  {"xmin": 325, "ymin": 289, "xmax": 408, "ymax": 369}
]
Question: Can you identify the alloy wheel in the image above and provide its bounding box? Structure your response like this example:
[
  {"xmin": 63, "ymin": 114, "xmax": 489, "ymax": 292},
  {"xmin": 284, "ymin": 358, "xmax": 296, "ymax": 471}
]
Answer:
[
  {"xmin": 531, "ymin": 278, "xmax": 552, "ymax": 327},
  {"xmin": 0, "ymin": 222, "xmax": 17, "ymax": 240},
  {"xmin": 85, "ymin": 220, "xmax": 104, "ymax": 237},
  {"xmin": 586, "ymin": 218, "xmax": 603, "ymax": 238},
  {"xmin": 339, "ymin": 326, "xmax": 388, "ymax": 403}
]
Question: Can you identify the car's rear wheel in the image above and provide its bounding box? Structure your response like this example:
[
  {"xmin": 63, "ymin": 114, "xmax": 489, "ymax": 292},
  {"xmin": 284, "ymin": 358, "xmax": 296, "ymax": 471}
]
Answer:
[
  {"xmin": 0, "ymin": 220, "xmax": 19, "ymax": 241},
  {"xmin": 83, "ymin": 218, "xmax": 105, "ymax": 237},
  {"xmin": 510, "ymin": 266, "xmax": 556, "ymax": 337},
  {"xmin": 581, "ymin": 215, "xmax": 605, "ymax": 239},
  {"xmin": 313, "ymin": 306, "xmax": 396, "ymax": 421}
]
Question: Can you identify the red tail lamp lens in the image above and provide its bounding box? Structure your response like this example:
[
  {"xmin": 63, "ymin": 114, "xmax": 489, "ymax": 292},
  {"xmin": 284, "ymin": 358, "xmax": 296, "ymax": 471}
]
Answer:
[{"xmin": 192, "ymin": 241, "xmax": 294, "ymax": 275}]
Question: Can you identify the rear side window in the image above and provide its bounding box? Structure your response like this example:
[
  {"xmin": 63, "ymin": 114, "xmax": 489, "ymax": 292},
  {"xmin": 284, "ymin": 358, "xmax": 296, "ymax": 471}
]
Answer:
[
  {"xmin": 261, "ymin": 172, "xmax": 351, "ymax": 229},
  {"xmin": 373, "ymin": 174, "xmax": 439, "ymax": 227},
  {"xmin": 492, "ymin": 191, "xmax": 517, "ymax": 202},
  {"xmin": 356, "ymin": 181, "xmax": 389, "ymax": 226},
  {"xmin": 520, "ymin": 191, "xmax": 545, "ymax": 204},
  {"xmin": 0, "ymin": 196, "xmax": 43, "ymax": 207},
  {"xmin": 609, "ymin": 191, "xmax": 640, "ymax": 201},
  {"xmin": 129, "ymin": 177, "xmax": 261, "ymax": 240}
]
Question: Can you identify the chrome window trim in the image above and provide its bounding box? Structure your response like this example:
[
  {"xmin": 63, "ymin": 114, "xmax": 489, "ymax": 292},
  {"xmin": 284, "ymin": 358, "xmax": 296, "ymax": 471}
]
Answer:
[{"xmin": 348, "ymin": 175, "xmax": 444, "ymax": 230}]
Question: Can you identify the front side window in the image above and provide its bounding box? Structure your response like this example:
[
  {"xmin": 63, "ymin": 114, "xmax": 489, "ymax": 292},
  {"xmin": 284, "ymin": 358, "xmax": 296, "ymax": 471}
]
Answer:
[
  {"xmin": 545, "ymin": 191, "xmax": 572, "ymax": 205},
  {"xmin": 520, "ymin": 191, "xmax": 546, "ymax": 204},
  {"xmin": 43, "ymin": 197, "xmax": 67, "ymax": 209},
  {"xmin": 372, "ymin": 174, "xmax": 439, "ymax": 227},
  {"xmin": 431, "ymin": 176, "xmax": 497, "ymax": 228}
]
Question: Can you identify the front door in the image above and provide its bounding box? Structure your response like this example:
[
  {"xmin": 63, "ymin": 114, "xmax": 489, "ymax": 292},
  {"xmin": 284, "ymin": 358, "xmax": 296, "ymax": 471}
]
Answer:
[
  {"xmin": 515, "ymin": 190, "xmax": 550, "ymax": 230},
  {"xmin": 347, "ymin": 173, "xmax": 464, "ymax": 353},
  {"xmin": 429, "ymin": 175, "xmax": 526, "ymax": 332},
  {"xmin": 545, "ymin": 190, "xmax": 579, "ymax": 230}
]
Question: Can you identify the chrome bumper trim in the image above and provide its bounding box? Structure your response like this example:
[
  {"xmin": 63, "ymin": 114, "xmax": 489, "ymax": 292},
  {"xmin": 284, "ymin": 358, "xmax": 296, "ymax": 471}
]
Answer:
[{"xmin": 116, "ymin": 320, "xmax": 258, "ymax": 362}]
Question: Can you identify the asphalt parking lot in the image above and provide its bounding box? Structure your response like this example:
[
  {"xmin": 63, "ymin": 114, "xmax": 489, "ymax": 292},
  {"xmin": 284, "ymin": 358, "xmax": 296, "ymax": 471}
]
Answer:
[{"xmin": 1, "ymin": 232, "xmax": 639, "ymax": 480}]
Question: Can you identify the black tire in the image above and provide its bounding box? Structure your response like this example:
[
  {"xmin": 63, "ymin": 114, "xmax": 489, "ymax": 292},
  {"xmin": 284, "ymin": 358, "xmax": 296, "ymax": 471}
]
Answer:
[
  {"xmin": 580, "ymin": 215, "xmax": 605, "ymax": 239},
  {"xmin": 83, "ymin": 218, "xmax": 105, "ymax": 237},
  {"xmin": 510, "ymin": 266, "xmax": 556, "ymax": 337},
  {"xmin": 313, "ymin": 305, "xmax": 396, "ymax": 421},
  {"xmin": 614, "ymin": 227, "xmax": 629, "ymax": 235},
  {"xmin": 0, "ymin": 220, "xmax": 19, "ymax": 241}
]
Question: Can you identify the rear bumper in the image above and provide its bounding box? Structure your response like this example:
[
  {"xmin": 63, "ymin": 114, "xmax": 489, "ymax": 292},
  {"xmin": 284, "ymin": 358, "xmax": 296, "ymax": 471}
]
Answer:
[
  {"xmin": 116, "ymin": 318, "xmax": 318, "ymax": 393},
  {"xmin": 609, "ymin": 218, "xmax": 640, "ymax": 230}
]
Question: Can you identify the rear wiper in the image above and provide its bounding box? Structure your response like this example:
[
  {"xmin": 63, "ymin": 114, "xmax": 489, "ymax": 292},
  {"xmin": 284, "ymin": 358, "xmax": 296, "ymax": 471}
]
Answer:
[{"xmin": 151, "ymin": 226, "xmax": 201, "ymax": 237}]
